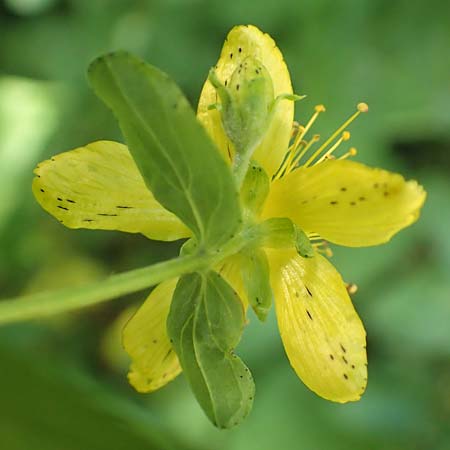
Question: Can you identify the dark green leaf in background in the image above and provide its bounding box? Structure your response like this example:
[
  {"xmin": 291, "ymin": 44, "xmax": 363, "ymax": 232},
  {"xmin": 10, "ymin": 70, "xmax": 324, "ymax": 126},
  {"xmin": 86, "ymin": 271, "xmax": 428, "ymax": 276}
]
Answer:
[
  {"xmin": 167, "ymin": 271, "xmax": 254, "ymax": 429},
  {"xmin": 88, "ymin": 52, "xmax": 241, "ymax": 248}
]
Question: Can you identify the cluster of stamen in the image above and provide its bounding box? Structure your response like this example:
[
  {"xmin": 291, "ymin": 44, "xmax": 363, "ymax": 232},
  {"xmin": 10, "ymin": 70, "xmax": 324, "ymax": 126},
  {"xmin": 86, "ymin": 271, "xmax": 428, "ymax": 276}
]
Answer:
[
  {"xmin": 274, "ymin": 102, "xmax": 368, "ymax": 180},
  {"xmin": 308, "ymin": 233, "xmax": 333, "ymax": 257}
]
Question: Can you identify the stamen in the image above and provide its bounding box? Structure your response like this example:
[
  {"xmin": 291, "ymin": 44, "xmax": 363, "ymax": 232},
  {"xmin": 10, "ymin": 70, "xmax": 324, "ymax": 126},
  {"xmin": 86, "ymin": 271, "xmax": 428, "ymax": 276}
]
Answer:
[
  {"xmin": 282, "ymin": 105, "xmax": 325, "ymax": 174},
  {"xmin": 338, "ymin": 147, "xmax": 358, "ymax": 160},
  {"xmin": 316, "ymin": 131, "xmax": 351, "ymax": 164},
  {"xmin": 313, "ymin": 240, "xmax": 333, "ymax": 257},
  {"xmin": 288, "ymin": 134, "xmax": 320, "ymax": 171},
  {"xmin": 303, "ymin": 103, "xmax": 368, "ymax": 167},
  {"xmin": 291, "ymin": 121, "xmax": 301, "ymax": 139},
  {"xmin": 346, "ymin": 283, "xmax": 358, "ymax": 295}
]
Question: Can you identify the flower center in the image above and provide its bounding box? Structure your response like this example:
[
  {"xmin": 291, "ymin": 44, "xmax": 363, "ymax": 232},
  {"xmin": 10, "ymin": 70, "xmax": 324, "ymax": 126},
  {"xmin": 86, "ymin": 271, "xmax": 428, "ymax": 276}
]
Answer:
[{"xmin": 273, "ymin": 102, "xmax": 369, "ymax": 180}]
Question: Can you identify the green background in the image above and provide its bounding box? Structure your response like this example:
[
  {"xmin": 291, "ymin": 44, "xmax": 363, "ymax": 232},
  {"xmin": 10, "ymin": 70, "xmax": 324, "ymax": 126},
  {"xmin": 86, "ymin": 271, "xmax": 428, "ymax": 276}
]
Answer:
[{"xmin": 0, "ymin": 0, "xmax": 449, "ymax": 448}]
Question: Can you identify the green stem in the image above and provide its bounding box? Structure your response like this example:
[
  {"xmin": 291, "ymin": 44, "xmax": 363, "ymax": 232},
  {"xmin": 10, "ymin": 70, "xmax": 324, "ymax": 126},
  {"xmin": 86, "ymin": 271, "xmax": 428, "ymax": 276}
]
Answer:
[
  {"xmin": 0, "ymin": 229, "xmax": 255, "ymax": 325},
  {"xmin": 233, "ymin": 144, "xmax": 256, "ymax": 190}
]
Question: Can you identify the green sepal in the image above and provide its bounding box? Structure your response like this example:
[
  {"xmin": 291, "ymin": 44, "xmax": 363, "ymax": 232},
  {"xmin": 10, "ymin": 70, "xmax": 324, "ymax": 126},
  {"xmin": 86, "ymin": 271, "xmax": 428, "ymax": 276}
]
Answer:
[
  {"xmin": 167, "ymin": 271, "xmax": 254, "ymax": 429},
  {"xmin": 240, "ymin": 161, "xmax": 270, "ymax": 218},
  {"xmin": 88, "ymin": 51, "xmax": 241, "ymax": 249},
  {"xmin": 241, "ymin": 249, "xmax": 273, "ymax": 321},
  {"xmin": 256, "ymin": 218, "xmax": 313, "ymax": 258},
  {"xmin": 294, "ymin": 226, "xmax": 314, "ymax": 258}
]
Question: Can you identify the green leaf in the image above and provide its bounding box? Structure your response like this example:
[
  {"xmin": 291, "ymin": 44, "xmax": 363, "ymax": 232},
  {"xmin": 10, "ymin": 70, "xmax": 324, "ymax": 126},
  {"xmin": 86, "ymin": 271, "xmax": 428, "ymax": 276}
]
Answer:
[
  {"xmin": 87, "ymin": 51, "xmax": 241, "ymax": 248},
  {"xmin": 241, "ymin": 249, "xmax": 273, "ymax": 321},
  {"xmin": 167, "ymin": 271, "xmax": 254, "ymax": 428}
]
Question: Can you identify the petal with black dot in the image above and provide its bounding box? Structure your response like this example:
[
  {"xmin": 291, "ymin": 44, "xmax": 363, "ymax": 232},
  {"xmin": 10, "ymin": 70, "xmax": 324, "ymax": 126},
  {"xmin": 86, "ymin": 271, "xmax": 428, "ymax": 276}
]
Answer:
[
  {"xmin": 268, "ymin": 249, "xmax": 367, "ymax": 403},
  {"xmin": 263, "ymin": 160, "xmax": 426, "ymax": 247},
  {"xmin": 33, "ymin": 141, "xmax": 191, "ymax": 241}
]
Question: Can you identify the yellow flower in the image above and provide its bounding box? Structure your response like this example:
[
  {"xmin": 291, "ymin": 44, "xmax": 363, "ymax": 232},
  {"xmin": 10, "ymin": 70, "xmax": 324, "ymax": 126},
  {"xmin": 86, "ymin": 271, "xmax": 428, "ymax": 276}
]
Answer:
[{"xmin": 33, "ymin": 25, "xmax": 426, "ymax": 403}]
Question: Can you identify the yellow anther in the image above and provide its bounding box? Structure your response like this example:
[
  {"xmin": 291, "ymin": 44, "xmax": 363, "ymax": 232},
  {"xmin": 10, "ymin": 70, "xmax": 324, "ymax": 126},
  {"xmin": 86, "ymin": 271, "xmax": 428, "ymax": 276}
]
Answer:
[
  {"xmin": 339, "ymin": 147, "xmax": 358, "ymax": 160},
  {"xmin": 315, "ymin": 104, "xmax": 326, "ymax": 112},
  {"xmin": 291, "ymin": 122, "xmax": 301, "ymax": 138},
  {"xmin": 314, "ymin": 130, "xmax": 349, "ymax": 165},
  {"xmin": 357, "ymin": 102, "xmax": 369, "ymax": 113},
  {"xmin": 303, "ymin": 104, "xmax": 367, "ymax": 167},
  {"xmin": 346, "ymin": 283, "xmax": 358, "ymax": 295}
]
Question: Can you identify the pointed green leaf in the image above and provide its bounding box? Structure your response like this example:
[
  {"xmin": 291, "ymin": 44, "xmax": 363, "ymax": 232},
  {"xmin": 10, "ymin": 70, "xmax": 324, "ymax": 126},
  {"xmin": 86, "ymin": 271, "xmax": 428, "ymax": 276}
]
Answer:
[
  {"xmin": 167, "ymin": 271, "xmax": 254, "ymax": 428},
  {"xmin": 88, "ymin": 51, "xmax": 241, "ymax": 248}
]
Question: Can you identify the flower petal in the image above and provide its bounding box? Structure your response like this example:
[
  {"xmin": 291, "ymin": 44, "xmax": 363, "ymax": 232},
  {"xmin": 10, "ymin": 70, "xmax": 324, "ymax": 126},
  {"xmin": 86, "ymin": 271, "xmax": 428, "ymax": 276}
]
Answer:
[
  {"xmin": 33, "ymin": 141, "xmax": 190, "ymax": 241},
  {"xmin": 217, "ymin": 254, "xmax": 248, "ymax": 309},
  {"xmin": 197, "ymin": 25, "xmax": 294, "ymax": 177},
  {"xmin": 263, "ymin": 160, "xmax": 426, "ymax": 247},
  {"xmin": 268, "ymin": 249, "xmax": 367, "ymax": 402},
  {"xmin": 123, "ymin": 279, "xmax": 181, "ymax": 393}
]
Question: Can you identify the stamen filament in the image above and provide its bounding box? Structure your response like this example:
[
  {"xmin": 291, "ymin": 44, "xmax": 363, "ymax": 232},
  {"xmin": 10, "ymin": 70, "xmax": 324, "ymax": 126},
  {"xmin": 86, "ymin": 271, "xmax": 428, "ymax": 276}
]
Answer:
[
  {"xmin": 316, "ymin": 131, "xmax": 350, "ymax": 164},
  {"xmin": 303, "ymin": 103, "xmax": 368, "ymax": 167},
  {"xmin": 288, "ymin": 134, "xmax": 320, "ymax": 171},
  {"xmin": 276, "ymin": 105, "xmax": 326, "ymax": 179},
  {"xmin": 338, "ymin": 147, "xmax": 358, "ymax": 160},
  {"xmin": 292, "ymin": 105, "xmax": 326, "ymax": 150}
]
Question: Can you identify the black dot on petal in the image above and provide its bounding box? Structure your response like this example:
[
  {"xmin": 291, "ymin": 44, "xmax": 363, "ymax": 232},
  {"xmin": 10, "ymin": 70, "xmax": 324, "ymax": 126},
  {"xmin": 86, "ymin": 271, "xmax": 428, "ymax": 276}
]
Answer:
[
  {"xmin": 306, "ymin": 310, "xmax": 313, "ymax": 320},
  {"xmin": 236, "ymin": 84, "xmax": 240, "ymax": 91},
  {"xmin": 238, "ymin": 47, "xmax": 242, "ymax": 53},
  {"xmin": 340, "ymin": 187, "xmax": 347, "ymax": 192},
  {"xmin": 230, "ymin": 53, "xmax": 233, "ymax": 59},
  {"xmin": 40, "ymin": 188, "xmax": 45, "ymax": 193},
  {"xmin": 330, "ymin": 201, "xmax": 338, "ymax": 205},
  {"xmin": 343, "ymin": 373, "xmax": 348, "ymax": 380},
  {"xmin": 351, "ymin": 364, "xmax": 355, "ymax": 369},
  {"xmin": 329, "ymin": 354, "xmax": 334, "ymax": 360},
  {"xmin": 350, "ymin": 201, "xmax": 356, "ymax": 206},
  {"xmin": 384, "ymin": 191, "xmax": 389, "ymax": 197},
  {"xmin": 359, "ymin": 196, "xmax": 366, "ymax": 201}
]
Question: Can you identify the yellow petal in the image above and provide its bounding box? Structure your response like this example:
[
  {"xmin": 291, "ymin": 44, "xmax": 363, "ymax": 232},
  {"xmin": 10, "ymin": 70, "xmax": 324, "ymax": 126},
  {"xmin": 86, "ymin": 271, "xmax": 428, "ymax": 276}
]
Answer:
[
  {"xmin": 123, "ymin": 279, "xmax": 181, "ymax": 393},
  {"xmin": 33, "ymin": 140, "xmax": 191, "ymax": 241},
  {"xmin": 268, "ymin": 249, "xmax": 367, "ymax": 402},
  {"xmin": 263, "ymin": 159, "xmax": 426, "ymax": 247},
  {"xmin": 217, "ymin": 254, "xmax": 248, "ymax": 309},
  {"xmin": 197, "ymin": 25, "xmax": 294, "ymax": 177}
]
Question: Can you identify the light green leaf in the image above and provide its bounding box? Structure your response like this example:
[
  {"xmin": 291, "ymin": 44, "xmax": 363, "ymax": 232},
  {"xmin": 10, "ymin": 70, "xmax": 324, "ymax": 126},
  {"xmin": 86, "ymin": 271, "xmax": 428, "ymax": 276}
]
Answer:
[
  {"xmin": 88, "ymin": 51, "xmax": 241, "ymax": 248},
  {"xmin": 167, "ymin": 271, "xmax": 254, "ymax": 429}
]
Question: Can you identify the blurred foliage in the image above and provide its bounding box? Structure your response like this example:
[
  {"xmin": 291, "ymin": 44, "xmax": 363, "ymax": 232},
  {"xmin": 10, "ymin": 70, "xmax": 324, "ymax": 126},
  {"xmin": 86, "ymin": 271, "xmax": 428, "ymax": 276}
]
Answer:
[{"xmin": 0, "ymin": 0, "xmax": 449, "ymax": 448}]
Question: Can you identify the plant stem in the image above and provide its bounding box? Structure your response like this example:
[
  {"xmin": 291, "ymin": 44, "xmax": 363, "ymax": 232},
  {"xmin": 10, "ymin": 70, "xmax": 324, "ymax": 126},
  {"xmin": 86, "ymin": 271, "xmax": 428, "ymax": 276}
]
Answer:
[{"xmin": 0, "ymin": 228, "xmax": 257, "ymax": 325}]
